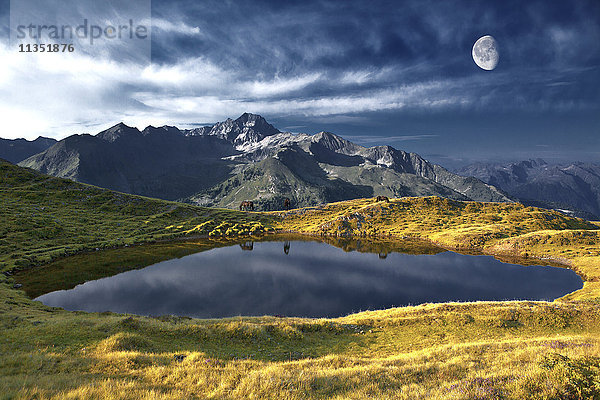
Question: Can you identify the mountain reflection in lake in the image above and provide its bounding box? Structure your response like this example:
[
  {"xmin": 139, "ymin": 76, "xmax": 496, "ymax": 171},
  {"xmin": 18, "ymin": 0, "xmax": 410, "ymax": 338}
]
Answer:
[{"xmin": 35, "ymin": 241, "xmax": 582, "ymax": 318}]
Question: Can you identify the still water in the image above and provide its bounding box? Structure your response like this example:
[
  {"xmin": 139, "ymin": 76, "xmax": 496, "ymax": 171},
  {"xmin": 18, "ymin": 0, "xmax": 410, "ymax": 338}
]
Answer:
[{"xmin": 35, "ymin": 240, "xmax": 582, "ymax": 318}]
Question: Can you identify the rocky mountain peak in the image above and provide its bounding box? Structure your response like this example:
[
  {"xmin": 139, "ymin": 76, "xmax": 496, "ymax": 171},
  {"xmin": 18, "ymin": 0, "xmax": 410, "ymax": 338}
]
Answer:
[
  {"xmin": 235, "ymin": 113, "xmax": 280, "ymax": 135},
  {"xmin": 33, "ymin": 136, "xmax": 57, "ymax": 145},
  {"xmin": 97, "ymin": 122, "xmax": 141, "ymax": 143},
  {"xmin": 236, "ymin": 112, "xmax": 269, "ymax": 125},
  {"xmin": 141, "ymin": 125, "xmax": 181, "ymax": 136},
  {"xmin": 207, "ymin": 113, "xmax": 280, "ymax": 146},
  {"xmin": 183, "ymin": 126, "xmax": 212, "ymax": 137},
  {"xmin": 311, "ymin": 131, "xmax": 360, "ymax": 154},
  {"xmin": 517, "ymin": 159, "xmax": 547, "ymax": 169}
]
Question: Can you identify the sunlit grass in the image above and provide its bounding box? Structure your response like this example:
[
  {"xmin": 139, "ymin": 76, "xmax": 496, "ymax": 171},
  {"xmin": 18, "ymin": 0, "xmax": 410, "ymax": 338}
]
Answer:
[
  {"xmin": 1, "ymin": 289, "xmax": 599, "ymax": 399},
  {"xmin": 2, "ymin": 161, "xmax": 600, "ymax": 398}
]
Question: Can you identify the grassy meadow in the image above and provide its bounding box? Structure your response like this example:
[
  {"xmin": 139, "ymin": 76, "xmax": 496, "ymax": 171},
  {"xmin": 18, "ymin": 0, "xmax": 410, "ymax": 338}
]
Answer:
[{"xmin": 1, "ymin": 160, "xmax": 600, "ymax": 399}]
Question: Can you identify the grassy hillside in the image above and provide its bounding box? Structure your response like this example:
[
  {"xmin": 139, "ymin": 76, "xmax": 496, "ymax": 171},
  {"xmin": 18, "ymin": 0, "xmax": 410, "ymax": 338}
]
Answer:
[
  {"xmin": 2, "ymin": 160, "xmax": 600, "ymax": 399},
  {"xmin": 0, "ymin": 159, "xmax": 274, "ymax": 271}
]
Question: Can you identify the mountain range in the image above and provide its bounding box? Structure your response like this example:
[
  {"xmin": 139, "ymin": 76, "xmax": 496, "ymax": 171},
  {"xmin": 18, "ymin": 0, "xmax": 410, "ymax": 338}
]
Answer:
[
  {"xmin": 15, "ymin": 113, "xmax": 509, "ymax": 210},
  {"xmin": 456, "ymin": 159, "xmax": 600, "ymax": 220},
  {"xmin": 0, "ymin": 136, "xmax": 57, "ymax": 164}
]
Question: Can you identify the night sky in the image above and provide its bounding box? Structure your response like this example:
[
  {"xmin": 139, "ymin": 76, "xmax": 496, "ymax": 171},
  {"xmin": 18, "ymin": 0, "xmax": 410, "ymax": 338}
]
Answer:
[{"xmin": 1, "ymin": 0, "xmax": 599, "ymax": 167}]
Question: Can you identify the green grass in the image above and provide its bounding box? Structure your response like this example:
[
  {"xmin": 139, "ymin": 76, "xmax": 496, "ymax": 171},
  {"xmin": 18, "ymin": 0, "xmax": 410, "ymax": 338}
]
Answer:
[
  {"xmin": 0, "ymin": 160, "xmax": 275, "ymax": 272},
  {"xmin": 2, "ymin": 160, "xmax": 600, "ymax": 399},
  {"xmin": 1, "ymin": 283, "xmax": 599, "ymax": 399}
]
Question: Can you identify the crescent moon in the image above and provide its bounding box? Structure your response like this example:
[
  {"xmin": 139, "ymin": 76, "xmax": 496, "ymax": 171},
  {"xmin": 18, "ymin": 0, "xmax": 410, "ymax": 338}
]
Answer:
[{"xmin": 472, "ymin": 35, "xmax": 499, "ymax": 71}]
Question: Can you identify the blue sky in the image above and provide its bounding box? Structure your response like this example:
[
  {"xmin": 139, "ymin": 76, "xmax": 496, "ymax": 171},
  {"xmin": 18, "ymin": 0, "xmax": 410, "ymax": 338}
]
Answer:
[{"xmin": 1, "ymin": 0, "xmax": 599, "ymax": 167}]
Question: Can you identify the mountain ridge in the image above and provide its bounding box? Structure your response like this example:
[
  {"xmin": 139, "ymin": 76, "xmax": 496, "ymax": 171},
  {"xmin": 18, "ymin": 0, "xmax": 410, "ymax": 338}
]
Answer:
[
  {"xmin": 0, "ymin": 136, "xmax": 57, "ymax": 163},
  {"xmin": 456, "ymin": 159, "xmax": 600, "ymax": 220},
  {"xmin": 17, "ymin": 113, "xmax": 510, "ymax": 209}
]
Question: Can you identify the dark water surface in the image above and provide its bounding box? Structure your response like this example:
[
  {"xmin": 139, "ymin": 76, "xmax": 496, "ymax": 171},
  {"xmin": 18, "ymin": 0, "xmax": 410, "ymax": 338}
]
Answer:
[{"xmin": 35, "ymin": 240, "xmax": 583, "ymax": 318}]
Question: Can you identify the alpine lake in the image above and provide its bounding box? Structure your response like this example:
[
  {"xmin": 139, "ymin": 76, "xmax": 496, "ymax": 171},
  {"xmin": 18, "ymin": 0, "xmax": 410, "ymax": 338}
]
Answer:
[{"xmin": 16, "ymin": 235, "xmax": 583, "ymax": 319}]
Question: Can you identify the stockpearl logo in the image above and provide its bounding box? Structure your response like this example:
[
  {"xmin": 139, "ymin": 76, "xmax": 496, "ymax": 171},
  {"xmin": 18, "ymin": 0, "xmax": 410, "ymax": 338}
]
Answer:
[
  {"xmin": 15, "ymin": 19, "xmax": 148, "ymax": 45},
  {"xmin": 10, "ymin": 0, "xmax": 151, "ymax": 63}
]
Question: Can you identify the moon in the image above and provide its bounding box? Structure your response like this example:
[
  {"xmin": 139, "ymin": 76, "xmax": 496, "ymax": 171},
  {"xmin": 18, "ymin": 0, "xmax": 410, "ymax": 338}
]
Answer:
[{"xmin": 472, "ymin": 35, "xmax": 499, "ymax": 70}]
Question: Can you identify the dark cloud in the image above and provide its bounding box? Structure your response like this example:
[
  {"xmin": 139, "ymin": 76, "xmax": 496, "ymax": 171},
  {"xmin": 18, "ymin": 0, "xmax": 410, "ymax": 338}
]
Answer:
[
  {"xmin": 1, "ymin": 0, "xmax": 598, "ymax": 164},
  {"xmin": 146, "ymin": 0, "xmax": 600, "ymax": 113},
  {"xmin": 151, "ymin": 0, "xmax": 600, "ymax": 70}
]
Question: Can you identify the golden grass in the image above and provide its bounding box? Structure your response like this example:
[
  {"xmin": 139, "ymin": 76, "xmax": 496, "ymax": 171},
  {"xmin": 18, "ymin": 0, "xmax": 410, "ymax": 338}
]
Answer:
[
  {"xmin": 2, "ymin": 196, "xmax": 600, "ymax": 399},
  {"xmin": 1, "ymin": 296, "xmax": 598, "ymax": 399}
]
